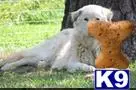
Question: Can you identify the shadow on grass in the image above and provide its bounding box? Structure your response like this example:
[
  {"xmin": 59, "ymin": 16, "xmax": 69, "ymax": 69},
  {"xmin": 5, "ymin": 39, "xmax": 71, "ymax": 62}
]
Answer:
[
  {"xmin": 0, "ymin": 62, "xmax": 135, "ymax": 88},
  {"xmin": 0, "ymin": 68, "xmax": 93, "ymax": 88}
]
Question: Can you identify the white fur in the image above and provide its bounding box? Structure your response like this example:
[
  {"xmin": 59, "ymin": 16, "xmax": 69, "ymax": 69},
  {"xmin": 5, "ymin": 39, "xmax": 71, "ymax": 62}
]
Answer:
[{"xmin": 0, "ymin": 5, "xmax": 113, "ymax": 72}]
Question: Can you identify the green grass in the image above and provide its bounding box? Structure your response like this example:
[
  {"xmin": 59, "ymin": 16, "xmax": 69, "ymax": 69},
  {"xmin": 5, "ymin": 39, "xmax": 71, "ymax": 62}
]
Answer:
[
  {"xmin": 0, "ymin": 24, "xmax": 60, "ymax": 52},
  {"xmin": 0, "ymin": 0, "xmax": 65, "ymax": 24},
  {"xmin": 129, "ymin": 61, "xmax": 136, "ymax": 88},
  {"xmin": 0, "ymin": 70, "xmax": 92, "ymax": 88}
]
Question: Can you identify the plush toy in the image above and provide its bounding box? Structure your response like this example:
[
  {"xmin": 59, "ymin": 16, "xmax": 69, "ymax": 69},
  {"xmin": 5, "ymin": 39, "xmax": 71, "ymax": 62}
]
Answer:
[{"xmin": 88, "ymin": 20, "xmax": 133, "ymax": 69}]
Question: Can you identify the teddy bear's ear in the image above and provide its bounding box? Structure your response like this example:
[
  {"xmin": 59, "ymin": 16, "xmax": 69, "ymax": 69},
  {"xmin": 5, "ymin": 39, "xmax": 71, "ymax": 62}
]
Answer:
[{"xmin": 70, "ymin": 10, "xmax": 82, "ymax": 22}]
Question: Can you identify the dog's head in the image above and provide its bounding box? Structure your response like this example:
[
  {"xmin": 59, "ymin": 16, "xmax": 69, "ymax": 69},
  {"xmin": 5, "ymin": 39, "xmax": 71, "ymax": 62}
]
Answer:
[{"xmin": 71, "ymin": 5, "xmax": 113, "ymax": 35}]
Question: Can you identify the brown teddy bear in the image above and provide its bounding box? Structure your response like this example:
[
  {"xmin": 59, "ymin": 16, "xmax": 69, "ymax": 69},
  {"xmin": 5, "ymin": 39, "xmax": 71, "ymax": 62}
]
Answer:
[{"xmin": 88, "ymin": 20, "xmax": 133, "ymax": 69}]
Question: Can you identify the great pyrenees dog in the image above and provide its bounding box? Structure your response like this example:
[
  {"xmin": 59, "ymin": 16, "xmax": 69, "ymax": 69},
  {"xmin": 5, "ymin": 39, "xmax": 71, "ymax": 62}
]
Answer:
[{"xmin": 0, "ymin": 5, "xmax": 113, "ymax": 73}]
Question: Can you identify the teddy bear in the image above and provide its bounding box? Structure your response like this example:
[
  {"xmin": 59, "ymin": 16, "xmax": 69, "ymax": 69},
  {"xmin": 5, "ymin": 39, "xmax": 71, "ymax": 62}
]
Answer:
[{"xmin": 88, "ymin": 20, "xmax": 133, "ymax": 69}]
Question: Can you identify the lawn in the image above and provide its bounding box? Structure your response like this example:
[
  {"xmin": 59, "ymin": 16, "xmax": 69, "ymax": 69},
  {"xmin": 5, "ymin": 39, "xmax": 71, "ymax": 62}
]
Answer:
[
  {"xmin": 0, "ymin": 24, "xmax": 136, "ymax": 88},
  {"xmin": 0, "ymin": 24, "xmax": 60, "ymax": 51},
  {"xmin": 0, "ymin": 24, "xmax": 93, "ymax": 88},
  {"xmin": 0, "ymin": 70, "xmax": 92, "ymax": 88}
]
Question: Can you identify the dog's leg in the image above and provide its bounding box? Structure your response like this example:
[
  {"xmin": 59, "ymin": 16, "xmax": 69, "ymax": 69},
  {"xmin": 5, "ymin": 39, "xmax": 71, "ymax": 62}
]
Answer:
[
  {"xmin": 0, "ymin": 52, "xmax": 24, "ymax": 67},
  {"xmin": 1, "ymin": 56, "xmax": 40, "ymax": 71},
  {"xmin": 67, "ymin": 62, "xmax": 95, "ymax": 73}
]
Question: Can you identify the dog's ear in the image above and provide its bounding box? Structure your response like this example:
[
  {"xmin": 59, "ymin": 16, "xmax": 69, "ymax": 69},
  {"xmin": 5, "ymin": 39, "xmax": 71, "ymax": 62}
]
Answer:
[{"xmin": 70, "ymin": 10, "xmax": 82, "ymax": 22}]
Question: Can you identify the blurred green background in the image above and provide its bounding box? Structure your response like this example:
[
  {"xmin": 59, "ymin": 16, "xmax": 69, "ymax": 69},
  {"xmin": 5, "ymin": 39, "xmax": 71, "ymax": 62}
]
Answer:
[
  {"xmin": 0, "ymin": 0, "xmax": 64, "ymax": 24},
  {"xmin": 0, "ymin": 0, "xmax": 64, "ymax": 52}
]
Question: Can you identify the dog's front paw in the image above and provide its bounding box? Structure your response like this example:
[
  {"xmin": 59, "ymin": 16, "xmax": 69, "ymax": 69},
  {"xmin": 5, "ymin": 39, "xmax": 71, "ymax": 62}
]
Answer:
[
  {"xmin": 89, "ymin": 66, "xmax": 95, "ymax": 72},
  {"xmin": 85, "ymin": 73, "xmax": 95, "ymax": 80},
  {"xmin": 84, "ymin": 66, "xmax": 95, "ymax": 80}
]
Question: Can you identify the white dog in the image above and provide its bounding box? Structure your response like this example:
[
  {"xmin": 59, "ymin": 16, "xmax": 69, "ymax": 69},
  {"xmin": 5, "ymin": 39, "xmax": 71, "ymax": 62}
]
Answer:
[{"xmin": 0, "ymin": 5, "xmax": 113, "ymax": 73}]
